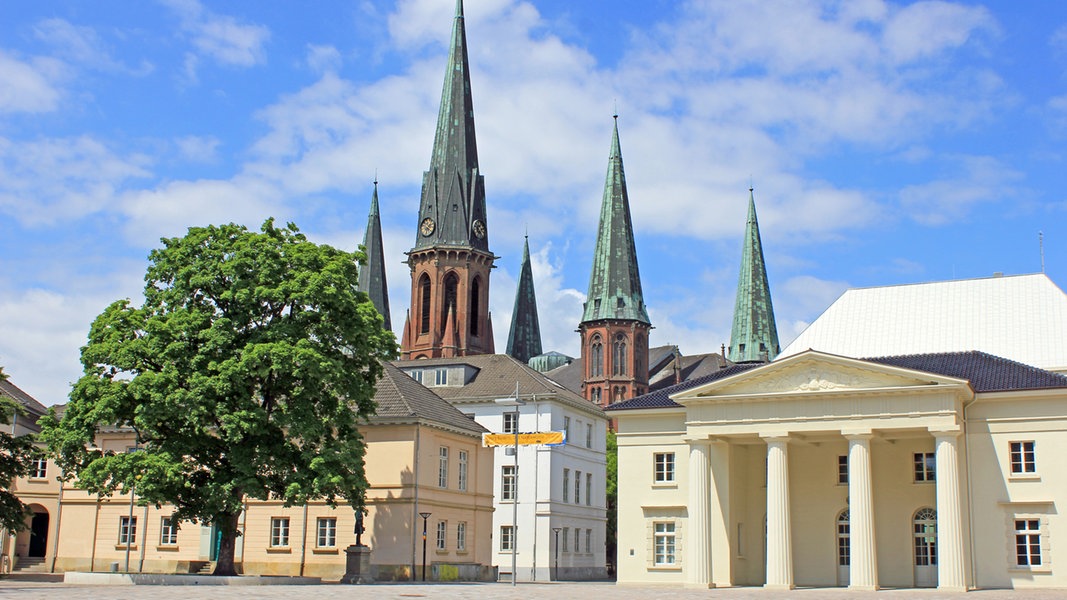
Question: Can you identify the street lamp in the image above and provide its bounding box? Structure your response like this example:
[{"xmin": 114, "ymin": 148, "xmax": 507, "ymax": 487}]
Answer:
[
  {"xmin": 419, "ymin": 512, "xmax": 431, "ymax": 582},
  {"xmin": 552, "ymin": 527, "xmax": 562, "ymax": 581},
  {"xmin": 495, "ymin": 391, "xmax": 526, "ymax": 586}
]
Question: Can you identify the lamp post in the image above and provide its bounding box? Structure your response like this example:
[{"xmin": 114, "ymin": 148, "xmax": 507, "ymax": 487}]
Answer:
[
  {"xmin": 495, "ymin": 388, "xmax": 526, "ymax": 586},
  {"xmin": 552, "ymin": 527, "xmax": 562, "ymax": 581},
  {"xmin": 419, "ymin": 511, "xmax": 431, "ymax": 581}
]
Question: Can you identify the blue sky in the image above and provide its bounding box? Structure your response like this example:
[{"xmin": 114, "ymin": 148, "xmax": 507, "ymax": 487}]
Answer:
[{"xmin": 2, "ymin": 0, "xmax": 1067, "ymax": 405}]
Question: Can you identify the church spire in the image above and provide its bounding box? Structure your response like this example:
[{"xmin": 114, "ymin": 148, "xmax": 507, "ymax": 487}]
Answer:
[
  {"xmin": 413, "ymin": 0, "xmax": 488, "ymax": 252},
  {"xmin": 506, "ymin": 235, "xmax": 543, "ymax": 364},
  {"xmin": 728, "ymin": 188, "xmax": 780, "ymax": 363},
  {"xmin": 578, "ymin": 116, "xmax": 651, "ymax": 407},
  {"xmin": 401, "ymin": 0, "xmax": 494, "ymax": 360},
  {"xmin": 358, "ymin": 180, "xmax": 391, "ymax": 332},
  {"xmin": 581, "ymin": 115, "xmax": 650, "ymax": 325}
]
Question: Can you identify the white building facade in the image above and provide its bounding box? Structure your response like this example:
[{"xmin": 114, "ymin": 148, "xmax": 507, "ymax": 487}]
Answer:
[{"xmin": 396, "ymin": 354, "xmax": 608, "ymax": 581}]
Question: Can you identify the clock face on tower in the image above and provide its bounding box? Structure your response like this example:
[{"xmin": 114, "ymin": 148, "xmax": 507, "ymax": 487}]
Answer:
[
  {"xmin": 472, "ymin": 219, "xmax": 486, "ymax": 239},
  {"xmin": 420, "ymin": 217, "xmax": 435, "ymax": 237}
]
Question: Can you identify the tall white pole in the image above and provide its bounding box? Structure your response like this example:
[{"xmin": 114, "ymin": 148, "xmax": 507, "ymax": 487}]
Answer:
[{"xmin": 512, "ymin": 381, "xmax": 519, "ymax": 586}]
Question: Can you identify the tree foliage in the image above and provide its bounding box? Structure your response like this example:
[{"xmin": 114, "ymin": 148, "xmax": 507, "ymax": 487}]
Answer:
[
  {"xmin": 605, "ymin": 428, "xmax": 617, "ymax": 574},
  {"xmin": 40, "ymin": 220, "xmax": 397, "ymax": 575},
  {"xmin": 0, "ymin": 367, "xmax": 40, "ymax": 534}
]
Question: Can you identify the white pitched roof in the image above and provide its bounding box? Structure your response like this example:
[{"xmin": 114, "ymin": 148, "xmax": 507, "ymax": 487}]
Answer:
[{"xmin": 779, "ymin": 274, "xmax": 1067, "ymax": 373}]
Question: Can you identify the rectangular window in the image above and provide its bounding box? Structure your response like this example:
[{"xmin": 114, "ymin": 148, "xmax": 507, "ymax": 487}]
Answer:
[
  {"xmin": 575, "ymin": 470, "xmax": 582, "ymax": 505},
  {"xmin": 1015, "ymin": 519, "xmax": 1042, "ymax": 566},
  {"xmin": 436, "ymin": 520, "xmax": 447, "ymax": 551},
  {"xmin": 317, "ymin": 517, "xmax": 337, "ymax": 548},
  {"xmin": 31, "ymin": 458, "xmax": 47, "ymax": 479},
  {"xmin": 574, "ymin": 527, "xmax": 580, "ymax": 552},
  {"xmin": 458, "ymin": 450, "xmax": 469, "ymax": 492},
  {"xmin": 500, "ymin": 525, "xmax": 514, "ymax": 551},
  {"xmin": 160, "ymin": 517, "xmax": 178, "ymax": 546},
  {"xmin": 838, "ymin": 455, "xmax": 848, "ymax": 485},
  {"xmin": 586, "ymin": 423, "xmax": 593, "ymax": 448},
  {"xmin": 654, "ymin": 522, "xmax": 676, "ymax": 565},
  {"xmin": 411, "ymin": 370, "xmax": 423, "ymax": 384},
  {"xmin": 501, "ymin": 465, "xmax": 517, "ymax": 501},
  {"xmin": 585, "ymin": 528, "xmax": 592, "ymax": 553},
  {"xmin": 271, "ymin": 517, "xmax": 290, "ymax": 547},
  {"xmin": 503, "ymin": 411, "xmax": 518, "ymax": 434},
  {"xmin": 586, "ymin": 473, "xmax": 593, "ymax": 506},
  {"xmin": 1010, "ymin": 441, "xmax": 1036, "ymax": 474},
  {"xmin": 564, "ymin": 416, "xmax": 571, "ymax": 439},
  {"xmin": 562, "ymin": 527, "xmax": 569, "ymax": 553},
  {"xmin": 654, "ymin": 452, "xmax": 675, "ymax": 482},
  {"xmin": 434, "ymin": 367, "xmax": 448, "ymax": 386},
  {"xmin": 119, "ymin": 516, "xmax": 137, "ymax": 546},
  {"xmin": 563, "ymin": 468, "xmax": 570, "ymax": 502},
  {"xmin": 914, "ymin": 452, "xmax": 935, "ymax": 482},
  {"xmin": 457, "ymin": 522, "xmax": 467, "ymax": 551},
  {"xmin": 439, "ymin": 446, "xmax": 449, "ymax": 488}
]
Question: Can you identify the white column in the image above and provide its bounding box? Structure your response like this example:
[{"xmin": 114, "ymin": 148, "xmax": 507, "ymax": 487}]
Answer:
[
  {"xmin": 708, "ymin": 441, "xmax": 732, "ymax": 587},
  {"xmin": 686, "ymin": 439, "xmax": 711, "ymax": 588},
  {"xmin": 846, "ymin": 432, "xmax": 878, "ymax": 591},
  {"xmin": 934, "ymin": 431, "xmax": 967, "ymax": 592},
  {"xmin": 763, "ymin": 435, "xmax": 794, "ymax": 590}
]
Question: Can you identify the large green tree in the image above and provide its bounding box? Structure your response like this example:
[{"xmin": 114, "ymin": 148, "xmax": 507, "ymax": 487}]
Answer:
[
  {"xmin": 606, "ymin": 428, "xmax": 617, "ymax": 576},
  {"xmin": 0, "ymin": 367, "xmax": 40, "ymax": 534},
  {"xmin": 41, "ymin": 220, "xmax": 397, "ymax": 575}
]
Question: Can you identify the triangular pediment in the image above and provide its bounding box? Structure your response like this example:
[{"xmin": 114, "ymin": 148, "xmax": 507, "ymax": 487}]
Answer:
[{"xmin": 673, "ymin": 350, "xmax": 969, "ymax": 403}]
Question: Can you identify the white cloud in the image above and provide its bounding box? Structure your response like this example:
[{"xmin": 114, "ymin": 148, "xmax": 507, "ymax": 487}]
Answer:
[
  {"xmin": 162, "ymin": 0, "xmax": 270, "ymax": 76},
  {"xmin": 899, "ymin": 155, "xmax": 1023, "ymax": 225},
  {"xmin": 882, "ymin": 1, "xmax": 996, "ymax": 64},
  {"xmin": 175, "ymin": 135, "xmax": 221, "ymax": 163},
  {"xmin": 0, "ymin": 136, "xmax": 152, "ymax": 225},
  {"xmin": 0, "ymin": 50, "xmax": 63, "ymax": 114},
  {"xmin": 306, "ymin": 44, "xmax": 342, "ymax": 74}
]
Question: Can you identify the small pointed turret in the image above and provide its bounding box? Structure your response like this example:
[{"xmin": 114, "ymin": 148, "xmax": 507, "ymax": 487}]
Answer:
[
  {"xmin": 578, "ymin": 115, "xmax": 652, "ymax": 407},
  {"xmin": 728, "ymin": 188, "xmax": 780, "ymax": 363},
  {"xmin": 358, "ymin": 180, "xmax": 391, "ymax": 331},
  {"xmin": 506, "ymin": 236, "xmax": 543, "ymax": 364}
]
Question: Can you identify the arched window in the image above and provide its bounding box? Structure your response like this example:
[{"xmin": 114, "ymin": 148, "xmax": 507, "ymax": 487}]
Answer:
[
  {"xmin": 837, "ymin": 510, "xmax": 850, "ymax": 567},
  {"xmin": 470, "ymin": 277, "xmax": 480, "ymax": 336},
  {"xmin": 590, "ymin": 387, "xmax": 601, "ymax": 404},
  {"xmin": 442, "ymin": 273, "xmax": 459, "ymax": 326},
  {"xmin": 590, "ymin": 335, "xmax": 603, "ymax": 377},
  {"xmin": 419, "ymin": 274, "xmax": 432, "ymax": 334},
  {"xmin": 613, "ymin": 334, "xmax": 628, "ymax": 376}
]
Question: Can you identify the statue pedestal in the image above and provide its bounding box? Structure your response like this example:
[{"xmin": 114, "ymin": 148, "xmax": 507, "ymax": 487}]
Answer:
[{"xmin": 341, "ymin": 545, "xmax": 374, "ymax": 584}]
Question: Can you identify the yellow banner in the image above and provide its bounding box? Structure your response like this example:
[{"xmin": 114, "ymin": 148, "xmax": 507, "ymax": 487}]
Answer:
[{"xmin": 483, "ymin": 431, "xmax": 566, "ymax": 447}]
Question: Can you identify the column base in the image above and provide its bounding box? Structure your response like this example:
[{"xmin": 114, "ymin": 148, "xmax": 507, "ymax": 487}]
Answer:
[
  {"xmin": 764, "ymin": 583, "xmax": 795, "ymax": 591},
  {"xmin": 849, "ymin": 584, "xmax": 879, "ymax": 592},
  {"xmin": 683, "ymin": 582, "xmax": 714, "ymax": 589},
  {"xmin": 937, "ymin": 585, "xmax": 968, "ymax": 593}
]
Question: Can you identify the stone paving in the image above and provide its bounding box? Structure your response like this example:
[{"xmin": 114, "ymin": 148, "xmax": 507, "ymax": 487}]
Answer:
[{"xmin": 2, "ymin": 579, "xmax": 1067, "ymax": 600}]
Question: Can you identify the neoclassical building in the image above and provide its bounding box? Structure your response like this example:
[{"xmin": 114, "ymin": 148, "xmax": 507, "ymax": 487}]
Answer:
[{"xmin": 608, "ymin": 274, "xmax": 1067, "ymax": 590}]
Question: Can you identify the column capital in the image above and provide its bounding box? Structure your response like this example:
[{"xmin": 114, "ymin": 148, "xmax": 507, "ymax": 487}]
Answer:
[
  {"xmin": 929, "ymin": 428, "xmax": 961, "ymax": 440},
  {"xmin": 842, "ymin": 429, "xmax": 874, "ymax": 440},
  {"xmin": 759, "ymin": 432, "xmax": 791, "ymax": 443},
  {"xmin": 683, "ymin": 435, "xmax": 710, "ymax": 445}
]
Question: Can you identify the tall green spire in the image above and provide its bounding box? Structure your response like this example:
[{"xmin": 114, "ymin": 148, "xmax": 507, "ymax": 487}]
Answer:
[
  {"xmin": 728, "ymin": 188, "xmax": 779, "ymax": 363},
  {"xmin": 506, "ymin": 235, "xmax": 543, "ymax": 364},
  {"xmin": 581, "ymin": 116, "xmax": 650, "ymax": 325},
  {"xmin": 413, "ymin": 0, "xmax": 489, "ymax": 253},
  {"xmin": 358, "ymin": 180, "xmax": 391, "ymax": 331}
]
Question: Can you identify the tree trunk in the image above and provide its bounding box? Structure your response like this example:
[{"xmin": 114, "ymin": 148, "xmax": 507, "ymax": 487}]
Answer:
[{"xmin": 212, "ymin": 512, "xmax": 241, "ymax": 576}]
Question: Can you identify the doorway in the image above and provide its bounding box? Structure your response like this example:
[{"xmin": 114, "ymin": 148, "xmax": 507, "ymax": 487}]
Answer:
[
  {"xmin": 836, "ymin": 509, "xmax": 849, "ymax": 587},
  {"xmin": 913, "ymin": 507, "xmax": 937, "ymax": 588},
  {"xmin": 28, "ymin": 511, "xmax": 48, "ymax": 558}
]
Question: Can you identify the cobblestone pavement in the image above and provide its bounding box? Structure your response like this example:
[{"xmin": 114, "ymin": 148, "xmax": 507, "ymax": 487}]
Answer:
[{"xmin": 2, "ymin": 580, "xmax": 1067, "ymax": 600}]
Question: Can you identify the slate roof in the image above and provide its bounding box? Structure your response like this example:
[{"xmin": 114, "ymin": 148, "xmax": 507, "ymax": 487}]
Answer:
[
  {"xmin": 371, "ymin": 361, "xmax": 486, "ymax": 435},
  {"xmin": 728, "ymin": 189, "xmax": 780, "ymax": 362},
  {"xmin": 868, "ymin": 351, "xmax": 1067, "ymax": 393},
  {"xmin": 394, "ymin": 354, "xmax": 601, "ymax": 417},
  {"xmin": 605, "ymin": 363, "xmax": 761, "ymax": 411},
  {"xmin": 0, "ymin": 378, "xmax": 47, "ymax": 416},
  {"xmin": 780, "ymin": 274, "xmax": 1067, "ymax": 373},
  {"xmin": 607, "ymin": 351, "xmax": 1067, "ymax": 412}
]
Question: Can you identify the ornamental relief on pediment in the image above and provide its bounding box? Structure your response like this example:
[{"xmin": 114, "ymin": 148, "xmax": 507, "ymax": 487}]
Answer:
[{"xmin": 710, "ymin": 365, "xmax": 915, "ymax": 396}]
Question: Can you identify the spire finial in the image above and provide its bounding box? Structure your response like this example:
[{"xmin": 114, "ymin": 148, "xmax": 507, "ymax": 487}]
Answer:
[
  {"xmin": 613, "ymin": 99, "xmax": 618, "ymax": 120},
  {"xmin": 374, "ymin": 168, "xmax": 378, "ymax": 187},
  {"xmin": 456, "ymin": 0, "xmax": 464, "ymax": 18}
]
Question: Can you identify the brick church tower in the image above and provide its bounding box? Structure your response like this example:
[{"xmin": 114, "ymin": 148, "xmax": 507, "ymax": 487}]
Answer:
[
  {"xmin": 400, "ymin": 0, "xmax": 495, "ymax": 360},
  {"xmin": 579, "ymin": 116, "xmax": 652, "ymax": 407}
]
